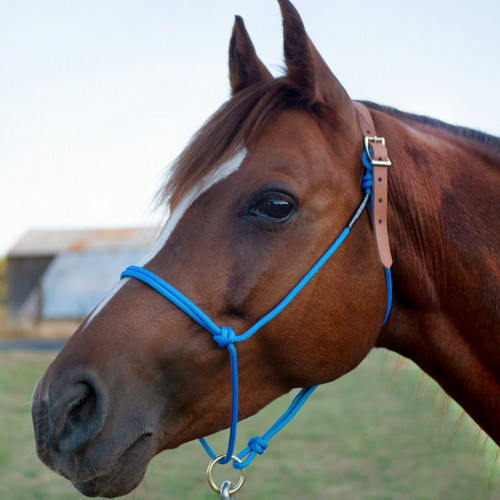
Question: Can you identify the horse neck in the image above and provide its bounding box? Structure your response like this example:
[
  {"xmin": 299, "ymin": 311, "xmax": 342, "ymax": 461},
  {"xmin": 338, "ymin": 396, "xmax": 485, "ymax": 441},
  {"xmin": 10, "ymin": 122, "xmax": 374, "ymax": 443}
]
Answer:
[{"xmin": 371, "ymin": 107, "xmax": 500, "ymax": 444}]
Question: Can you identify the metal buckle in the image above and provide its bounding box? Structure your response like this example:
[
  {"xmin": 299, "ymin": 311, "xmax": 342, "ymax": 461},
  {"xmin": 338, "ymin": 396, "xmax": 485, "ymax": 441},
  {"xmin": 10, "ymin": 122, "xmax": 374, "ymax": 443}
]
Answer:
[{"xmin": 364, "ymin": 136, "xmax": 392, "ymax": 166}]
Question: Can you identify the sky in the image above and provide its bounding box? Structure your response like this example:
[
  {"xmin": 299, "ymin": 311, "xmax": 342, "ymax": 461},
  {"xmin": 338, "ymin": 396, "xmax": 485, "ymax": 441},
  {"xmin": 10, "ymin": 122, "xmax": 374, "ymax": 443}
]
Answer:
[{"xmin": 1, "ymin": 0, "xmax": 499, "ymax": 256}]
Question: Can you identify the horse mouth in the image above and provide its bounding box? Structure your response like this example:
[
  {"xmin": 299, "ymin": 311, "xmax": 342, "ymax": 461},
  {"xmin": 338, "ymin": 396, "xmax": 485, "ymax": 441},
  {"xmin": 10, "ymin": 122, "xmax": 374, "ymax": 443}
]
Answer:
[{"xmin": 70, "ymin": 432, "xmax": 154, "ymax": 498}]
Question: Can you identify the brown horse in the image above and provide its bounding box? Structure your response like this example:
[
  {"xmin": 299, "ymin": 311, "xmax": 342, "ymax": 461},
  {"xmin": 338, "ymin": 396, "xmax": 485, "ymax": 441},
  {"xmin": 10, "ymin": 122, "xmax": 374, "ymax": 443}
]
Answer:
[{"xmin": 32, "ymin": 0, "xmax": 500, "ymax": 497}]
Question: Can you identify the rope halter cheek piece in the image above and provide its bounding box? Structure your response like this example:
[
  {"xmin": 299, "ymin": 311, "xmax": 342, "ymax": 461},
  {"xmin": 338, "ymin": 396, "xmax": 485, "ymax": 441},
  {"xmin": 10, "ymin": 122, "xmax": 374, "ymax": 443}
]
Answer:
[{"xmin": 120, "ymin": 102, "xmax": 393, "ymax": 495}]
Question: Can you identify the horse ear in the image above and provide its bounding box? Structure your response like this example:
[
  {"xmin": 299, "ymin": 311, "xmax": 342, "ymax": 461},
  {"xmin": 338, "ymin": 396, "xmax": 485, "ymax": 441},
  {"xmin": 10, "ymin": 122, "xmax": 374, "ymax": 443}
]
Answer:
[
  {"xmin": 229, "ymin": 15, "xmax": 273, "ymax": 95},
  {"xmin": 278, "ymin": 0, "xmax": 351, "ymax": 109}
]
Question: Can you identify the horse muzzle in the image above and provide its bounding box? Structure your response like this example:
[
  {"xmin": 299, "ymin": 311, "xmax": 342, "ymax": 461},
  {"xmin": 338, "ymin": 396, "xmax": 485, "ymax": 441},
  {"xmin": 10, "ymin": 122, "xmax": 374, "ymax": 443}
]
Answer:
[{"xmin": 31, "ymin": 369, "xmax": 155, "ymax": 497}]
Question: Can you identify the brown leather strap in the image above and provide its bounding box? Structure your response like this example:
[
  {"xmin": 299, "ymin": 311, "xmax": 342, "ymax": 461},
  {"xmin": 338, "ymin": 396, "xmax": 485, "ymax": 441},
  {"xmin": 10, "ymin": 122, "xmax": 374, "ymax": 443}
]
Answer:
[{"xmin": 353, "ymin": 102, "xmax": 393, "ymax": 269}]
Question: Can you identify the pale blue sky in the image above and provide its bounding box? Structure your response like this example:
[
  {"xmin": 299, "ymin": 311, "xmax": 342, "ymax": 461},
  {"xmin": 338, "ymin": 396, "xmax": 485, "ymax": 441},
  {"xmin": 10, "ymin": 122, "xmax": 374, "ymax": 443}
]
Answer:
[{"xmin": 1, "ymin": 0, "xmax": 499, "ymax": 255}]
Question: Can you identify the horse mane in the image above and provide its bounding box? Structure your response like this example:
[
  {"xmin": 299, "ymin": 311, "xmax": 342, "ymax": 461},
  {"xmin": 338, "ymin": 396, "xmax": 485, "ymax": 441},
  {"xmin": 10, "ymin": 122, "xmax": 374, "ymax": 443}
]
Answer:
[
  {"xmin": 159, "ymin": 79, "xmax": 304, "ymax": 212},
  {"xmin": 363, "ymin": 101, "xmax": 500, "ymax": 158}
]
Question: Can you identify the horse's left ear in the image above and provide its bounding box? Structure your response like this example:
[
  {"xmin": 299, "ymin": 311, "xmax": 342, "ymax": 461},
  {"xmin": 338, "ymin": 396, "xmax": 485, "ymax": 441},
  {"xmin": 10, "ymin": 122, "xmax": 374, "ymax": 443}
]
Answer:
[
  {"xmin": 229, "ymin": 16, "xmax": 273, "ymax": 95},
  {"xmin": 278, "ymin": 0, "xmax": 352, "ymax": 111}
]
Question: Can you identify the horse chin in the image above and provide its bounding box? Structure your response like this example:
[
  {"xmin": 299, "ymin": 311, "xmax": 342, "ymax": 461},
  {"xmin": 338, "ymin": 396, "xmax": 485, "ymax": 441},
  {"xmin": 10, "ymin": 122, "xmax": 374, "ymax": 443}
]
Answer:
[
  {"xmin": 73, "ymin": 471, "xmax": 145, "ymax": 499},
  {"xmin": 73, "ymin": 467, "xmax": 146, "ymax": 498},
  {"xmin": 64, "ymin": 433, "xmax": 154, "ymax": 498}
]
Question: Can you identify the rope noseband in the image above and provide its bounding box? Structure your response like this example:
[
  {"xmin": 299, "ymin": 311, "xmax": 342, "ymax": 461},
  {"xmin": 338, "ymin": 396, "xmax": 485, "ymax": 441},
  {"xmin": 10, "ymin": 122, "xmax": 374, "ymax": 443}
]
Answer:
[{"xmin": 120, "ymin": 103, "xmax": 392, "ymax": 495}]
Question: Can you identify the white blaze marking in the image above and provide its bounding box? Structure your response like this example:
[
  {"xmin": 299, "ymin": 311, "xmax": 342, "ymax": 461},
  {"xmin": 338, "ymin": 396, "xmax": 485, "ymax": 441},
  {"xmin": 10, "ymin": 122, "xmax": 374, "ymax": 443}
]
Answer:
[
  {"xmin": 82, "ymin": 147, "xmax": 247, "ymax": 327},
  {"xmin": 139, "ymin": 147, "xmax": 247, "ymax": 267}
]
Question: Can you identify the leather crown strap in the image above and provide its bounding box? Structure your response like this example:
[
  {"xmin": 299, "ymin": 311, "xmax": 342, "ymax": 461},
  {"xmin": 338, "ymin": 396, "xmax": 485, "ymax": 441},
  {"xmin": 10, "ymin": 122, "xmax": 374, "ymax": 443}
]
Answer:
[{"xmin": 353, "ymin": 102, "xmax": 393, "ymax": 269}]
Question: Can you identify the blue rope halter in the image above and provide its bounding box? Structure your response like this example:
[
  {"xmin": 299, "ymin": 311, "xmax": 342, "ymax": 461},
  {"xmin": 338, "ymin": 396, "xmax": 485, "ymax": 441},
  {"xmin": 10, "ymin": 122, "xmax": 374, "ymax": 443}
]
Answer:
[{"xmin": 120, "ymin": 150, "xmax": 392, "ymax": 471}]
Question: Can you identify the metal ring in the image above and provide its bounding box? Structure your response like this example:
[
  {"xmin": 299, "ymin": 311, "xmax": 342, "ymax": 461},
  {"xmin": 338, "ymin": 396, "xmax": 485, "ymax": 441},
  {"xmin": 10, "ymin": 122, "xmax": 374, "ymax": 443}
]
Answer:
[{"xmin": 206, "ymin": 455, "xmax": 246, "ymax": 494}]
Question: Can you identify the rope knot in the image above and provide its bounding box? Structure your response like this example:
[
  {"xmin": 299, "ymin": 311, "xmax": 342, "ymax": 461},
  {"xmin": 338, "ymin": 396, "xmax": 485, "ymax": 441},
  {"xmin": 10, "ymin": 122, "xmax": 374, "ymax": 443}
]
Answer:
[
  {"xmin": 213, "ymin": 326, "xmax": 236, "ymax": 348},
  {"xmin": 361, "ymin": 173, "xmax": 372, "ymax": 194},
  {"xmin": 361, "ymin": 151, "xmax": 373, "ymax": 194},
  {"xmin": 248, "ymin": 436, "xmax": 268, "ymax": 455}
]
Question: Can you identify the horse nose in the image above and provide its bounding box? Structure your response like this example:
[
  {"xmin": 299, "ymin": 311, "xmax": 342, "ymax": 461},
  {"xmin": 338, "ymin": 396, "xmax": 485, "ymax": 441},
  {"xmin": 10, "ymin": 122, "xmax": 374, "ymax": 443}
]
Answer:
[{"xmin": 33, "ymin": 373, "xmax": 108, "ymax": 457}]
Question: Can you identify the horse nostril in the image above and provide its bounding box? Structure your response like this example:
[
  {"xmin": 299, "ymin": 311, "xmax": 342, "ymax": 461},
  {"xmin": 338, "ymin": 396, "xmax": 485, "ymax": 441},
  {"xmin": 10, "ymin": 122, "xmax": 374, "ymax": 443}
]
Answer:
[
  {"xmin": 67, "ymin": 383, "xmax": 97, "ymax": 428},
  {"xmin": 50, "ymin": 378, "xmax": 107, "ymax": 453}
]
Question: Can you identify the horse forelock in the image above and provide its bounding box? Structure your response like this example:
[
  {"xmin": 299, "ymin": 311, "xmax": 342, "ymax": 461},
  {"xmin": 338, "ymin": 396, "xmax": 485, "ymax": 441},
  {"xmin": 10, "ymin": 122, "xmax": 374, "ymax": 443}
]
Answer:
[{"xmin": 157, "ymin": 79, "xmax": 307, "ymax": 214}]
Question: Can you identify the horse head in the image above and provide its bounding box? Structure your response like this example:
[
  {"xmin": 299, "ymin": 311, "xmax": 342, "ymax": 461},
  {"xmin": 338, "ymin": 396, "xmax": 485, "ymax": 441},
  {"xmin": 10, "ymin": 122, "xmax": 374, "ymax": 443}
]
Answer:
[{"xmin": 32, "ymin": 1, "xmax": 390, "ymax": 496}]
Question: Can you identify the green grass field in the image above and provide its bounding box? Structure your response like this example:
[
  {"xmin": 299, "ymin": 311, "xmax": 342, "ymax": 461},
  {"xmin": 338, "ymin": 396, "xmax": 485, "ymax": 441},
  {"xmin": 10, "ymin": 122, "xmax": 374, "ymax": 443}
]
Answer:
[{"xmin": 0, "ymin": 348, "xmax": 498, "ymax": 500}]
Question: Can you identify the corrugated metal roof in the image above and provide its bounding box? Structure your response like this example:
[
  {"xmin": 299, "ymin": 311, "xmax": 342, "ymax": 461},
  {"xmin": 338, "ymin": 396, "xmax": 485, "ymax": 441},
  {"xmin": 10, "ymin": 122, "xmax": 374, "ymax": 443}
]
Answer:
[{"xmin": 8, "ymin": 227, "xmax": 161, "ymax": 257}]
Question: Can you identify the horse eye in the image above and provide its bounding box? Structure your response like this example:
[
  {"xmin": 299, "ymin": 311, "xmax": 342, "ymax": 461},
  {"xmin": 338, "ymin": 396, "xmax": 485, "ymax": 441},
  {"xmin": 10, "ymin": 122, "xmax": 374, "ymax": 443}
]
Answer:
[{"xmin": 249, "ymin": 193, "xmax": 296, "ymax": 222}]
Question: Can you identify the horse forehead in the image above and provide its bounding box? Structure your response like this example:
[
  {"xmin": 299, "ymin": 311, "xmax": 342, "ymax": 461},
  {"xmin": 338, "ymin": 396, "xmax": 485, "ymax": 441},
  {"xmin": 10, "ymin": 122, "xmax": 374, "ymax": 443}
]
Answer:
[
  {"xmin": 153, "ymin": 148, "xmax": 249, "ymax": 253},
  {"xmin": 248, "ymin": 109, "xmax": 332, "ymax": 165},
  {"xmin": 237, "ymin": 122, "xmax": 336, "ymax": 197}
]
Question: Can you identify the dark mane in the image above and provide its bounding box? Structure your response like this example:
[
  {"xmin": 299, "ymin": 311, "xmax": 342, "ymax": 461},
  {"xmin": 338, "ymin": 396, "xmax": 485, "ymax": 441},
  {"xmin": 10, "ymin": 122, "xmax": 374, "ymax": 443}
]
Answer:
[
  {"xmin": 363, "ymin": 101, "xmax": 500, "ymax": 155},
  {"xmin": 161, "ymin": 79, "xmax": 302, "ymax": 211}
]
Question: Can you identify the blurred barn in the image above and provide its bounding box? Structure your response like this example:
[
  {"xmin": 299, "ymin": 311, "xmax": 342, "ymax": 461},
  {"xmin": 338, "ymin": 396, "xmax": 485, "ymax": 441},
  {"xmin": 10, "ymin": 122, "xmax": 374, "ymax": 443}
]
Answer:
[{"xmin": 6, "ymin": 228, "xmax": 159, "ymax": 322}]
